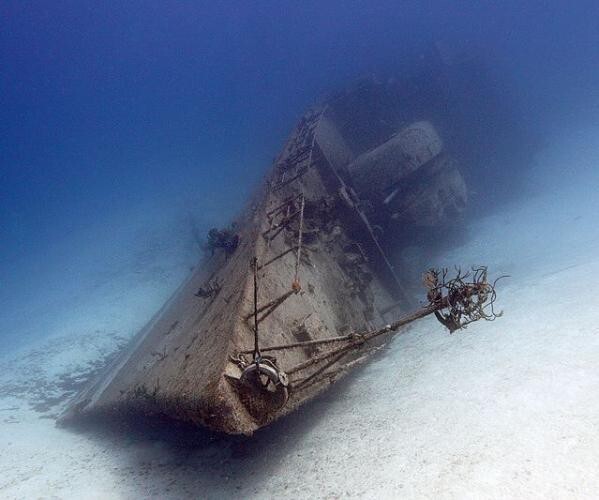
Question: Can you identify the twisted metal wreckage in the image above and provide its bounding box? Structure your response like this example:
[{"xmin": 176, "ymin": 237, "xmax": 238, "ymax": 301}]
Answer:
[{"xmin": 60, "ymin": 80, "xmax": 505, "ymax": 435}]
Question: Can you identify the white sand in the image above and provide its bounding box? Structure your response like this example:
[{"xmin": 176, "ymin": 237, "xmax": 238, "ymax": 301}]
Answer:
[{"xmin": 1, "ymin": 127, "xmax": 599, "ymax": 499}]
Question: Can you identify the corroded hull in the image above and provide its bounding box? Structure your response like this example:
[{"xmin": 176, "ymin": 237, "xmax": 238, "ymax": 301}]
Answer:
[{"xmin": 59, "ymin": 84, "xmax": 467, "ymax": 434}]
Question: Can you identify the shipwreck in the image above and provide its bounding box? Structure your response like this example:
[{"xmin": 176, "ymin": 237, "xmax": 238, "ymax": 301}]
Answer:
[{"xmin": 59, "ymin": 76, "xmax": 504, "ymax": 435}]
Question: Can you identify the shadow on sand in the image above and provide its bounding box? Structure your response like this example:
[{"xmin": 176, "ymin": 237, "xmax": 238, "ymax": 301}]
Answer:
[{"xmin": 60, "ymin": 350, "xmax": 383, "ymax": 498}]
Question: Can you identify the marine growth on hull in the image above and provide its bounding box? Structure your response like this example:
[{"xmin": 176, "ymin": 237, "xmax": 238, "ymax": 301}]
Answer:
[{"xmin": 59, "ymin": 77, "xmax": 505, "ymax": 435}]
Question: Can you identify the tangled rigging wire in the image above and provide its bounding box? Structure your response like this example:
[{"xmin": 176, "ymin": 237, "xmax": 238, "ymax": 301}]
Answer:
[
  {"xmin": 232, "ymin": 264, "xmax": 507, "ymax": 410},
  {"xmin": 424, "ymin": 266, "xmax": 507, "ymax": 333}
]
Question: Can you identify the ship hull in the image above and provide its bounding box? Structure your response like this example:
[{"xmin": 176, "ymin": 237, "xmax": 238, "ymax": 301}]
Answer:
[{"xmin": 60, "ymin": 82, "xmax": 467, "ymax": 434}]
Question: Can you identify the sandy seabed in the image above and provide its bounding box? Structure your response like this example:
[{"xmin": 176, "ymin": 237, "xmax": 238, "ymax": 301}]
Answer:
[{"xmin": 1, "ymin": 128, "xmax": 599, "ymax": 499}]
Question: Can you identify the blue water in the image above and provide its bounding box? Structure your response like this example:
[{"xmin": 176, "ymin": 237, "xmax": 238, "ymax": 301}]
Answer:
[
  {"xmin": 3, "ymin": 1, "xmax": 597, "ymax": 268},
  {"xmin": 1, "ymin": 2, "xmax": 599, "ymax": 496}
]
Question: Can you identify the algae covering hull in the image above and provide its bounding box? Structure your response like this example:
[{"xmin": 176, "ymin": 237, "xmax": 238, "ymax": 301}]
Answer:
[{"xmin": 59, "ymin": 84, "xmax": 468, "ymax": 435}]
